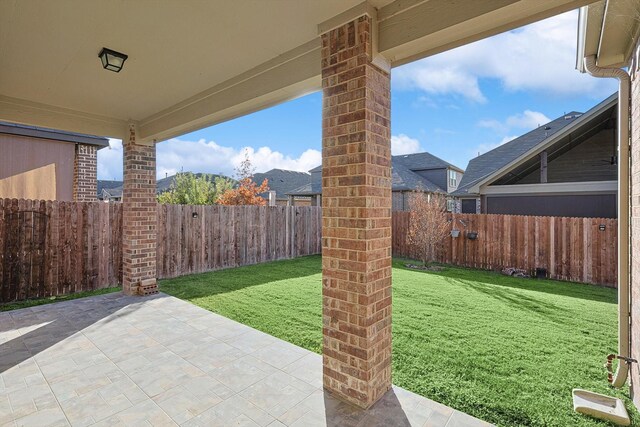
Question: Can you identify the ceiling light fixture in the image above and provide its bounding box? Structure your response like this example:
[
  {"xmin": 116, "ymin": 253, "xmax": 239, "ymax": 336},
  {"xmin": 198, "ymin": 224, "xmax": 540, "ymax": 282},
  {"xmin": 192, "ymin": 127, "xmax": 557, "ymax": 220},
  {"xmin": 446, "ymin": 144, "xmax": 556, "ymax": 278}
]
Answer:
[{"xmin": 98, "ymin": 47, "xmax": 128, "ymax": 73}]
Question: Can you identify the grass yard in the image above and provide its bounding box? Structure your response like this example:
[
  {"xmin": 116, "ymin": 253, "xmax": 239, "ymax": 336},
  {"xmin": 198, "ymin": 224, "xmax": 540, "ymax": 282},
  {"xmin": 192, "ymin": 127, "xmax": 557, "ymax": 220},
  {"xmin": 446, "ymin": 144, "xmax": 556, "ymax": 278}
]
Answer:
[{"xmin": 160, "ymin": 255, "xmax": 636, "ymax": 427}]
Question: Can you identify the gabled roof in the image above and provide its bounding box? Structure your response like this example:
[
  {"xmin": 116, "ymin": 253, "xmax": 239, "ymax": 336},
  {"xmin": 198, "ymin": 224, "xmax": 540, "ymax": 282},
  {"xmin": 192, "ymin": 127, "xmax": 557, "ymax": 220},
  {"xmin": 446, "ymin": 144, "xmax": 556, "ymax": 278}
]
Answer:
[
  {"xmin": 0, "ymin": 121, "xmax": 109, "ymax": 147},
  {"xmin": 393, "ymin": 152, "xmax": 463, "ymax": 172},
  {"xmin": 391, "ymin": 162, "xmax": 444, "ymax": 193},
  {"xmin": 253, "ymin": 168, "xmax": 311, "ymax": 200},
  {"xmin": 101, "ymin": 187, "xmax": 123, "ymax": 200},
  {"xmin": 288, "ymin": 155, "xmax": 447, "ymax": 196},
  {"xmin": 97, "ymin": 180, "xmax": 122, "ymax": 197},
  {"xmin": 453, "ymin": 93, "xmax": 617, "ymax": 197}
]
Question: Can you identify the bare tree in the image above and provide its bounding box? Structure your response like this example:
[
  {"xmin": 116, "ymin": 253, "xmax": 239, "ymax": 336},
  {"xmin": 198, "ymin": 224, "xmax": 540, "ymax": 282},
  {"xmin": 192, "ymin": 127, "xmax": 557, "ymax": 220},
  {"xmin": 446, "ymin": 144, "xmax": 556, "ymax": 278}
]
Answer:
[{"xmin": 407, "ymin": 192, "xmax": 450, "ymax": 266}]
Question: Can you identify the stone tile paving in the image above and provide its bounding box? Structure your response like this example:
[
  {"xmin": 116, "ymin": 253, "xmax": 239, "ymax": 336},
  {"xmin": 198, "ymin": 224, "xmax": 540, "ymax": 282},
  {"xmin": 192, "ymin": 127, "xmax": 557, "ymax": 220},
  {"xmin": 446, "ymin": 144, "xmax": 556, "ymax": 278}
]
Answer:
[{"xmin": 0, "ymin": 293, "xmax": 493, "ymax": 426}]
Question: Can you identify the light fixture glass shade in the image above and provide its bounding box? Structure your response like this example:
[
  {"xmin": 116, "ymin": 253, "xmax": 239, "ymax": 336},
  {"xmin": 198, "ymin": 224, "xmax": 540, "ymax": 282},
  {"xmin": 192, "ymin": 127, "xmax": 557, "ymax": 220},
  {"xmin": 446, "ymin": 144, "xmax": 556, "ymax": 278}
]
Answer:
[{"xmin": 98, "ymin": 48, "xmax": 128, "ymax": 73}]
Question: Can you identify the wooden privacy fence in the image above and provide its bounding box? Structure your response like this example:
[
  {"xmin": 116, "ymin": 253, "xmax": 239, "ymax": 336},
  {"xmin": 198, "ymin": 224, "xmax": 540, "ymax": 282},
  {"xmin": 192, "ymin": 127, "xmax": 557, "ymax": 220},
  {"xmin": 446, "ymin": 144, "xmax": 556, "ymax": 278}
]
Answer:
[
  {"xmin": 156, "ymin": 205, "xmax": 322, "ymax": 279},
  {"xmin": 0, "ymin": 198, "xmax": 122, "ymax": 302},
  {"xmin": 0, "ymin": 199, "xmax": 322, "ymax": 302},
  {"xmin": 0, "ymin": 199, "xmax": 618, "ymax": 302},
  {"xmin": 393, "ymin": 212, "xmax": 618, "ymax": 287}
]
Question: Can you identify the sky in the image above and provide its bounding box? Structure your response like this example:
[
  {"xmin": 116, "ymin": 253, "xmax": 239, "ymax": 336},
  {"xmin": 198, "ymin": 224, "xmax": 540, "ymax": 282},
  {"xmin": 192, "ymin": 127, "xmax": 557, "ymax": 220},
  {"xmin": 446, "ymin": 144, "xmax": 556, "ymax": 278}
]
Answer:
[{"xmin": 97, "ymin": 10, "xmax": 617, "ymax": 181}]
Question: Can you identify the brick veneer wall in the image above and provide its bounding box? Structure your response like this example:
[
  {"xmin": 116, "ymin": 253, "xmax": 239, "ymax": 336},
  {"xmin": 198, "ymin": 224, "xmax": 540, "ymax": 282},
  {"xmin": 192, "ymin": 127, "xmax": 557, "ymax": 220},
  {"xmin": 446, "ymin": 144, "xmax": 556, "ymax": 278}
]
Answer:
[
  {"xmin": 122, "ymin": 125, "xmax": 157, "ymax": 296},
  {"xmin": 320, "ymin": 14, "xmax": 393, "ymax": 408},
  {"xmin": 73, "ymin": 144, "xmax": 97, "ymax": 201},
  {"xmin": 630, "ymin": 37, "xmax": 640, "ymax": 407}
]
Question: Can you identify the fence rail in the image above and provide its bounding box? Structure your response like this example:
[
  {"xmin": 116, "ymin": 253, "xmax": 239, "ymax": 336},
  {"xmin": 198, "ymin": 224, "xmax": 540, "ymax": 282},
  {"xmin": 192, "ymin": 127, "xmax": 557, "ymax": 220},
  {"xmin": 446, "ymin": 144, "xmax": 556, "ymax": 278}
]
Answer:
[
  {"xmin": 393, "ymin": 212, "xmax": 618, "ymax": 287},
  {"xmin": 0, "ymin": 198, "xmax": 618, "ymax": 303},
  {"xmin": 0, "ymin": 199, "xmax": 321, "ymax": 302},
  {"xmin": 156, "ymin": 205, "xmax": 321, "ymax": 279}
]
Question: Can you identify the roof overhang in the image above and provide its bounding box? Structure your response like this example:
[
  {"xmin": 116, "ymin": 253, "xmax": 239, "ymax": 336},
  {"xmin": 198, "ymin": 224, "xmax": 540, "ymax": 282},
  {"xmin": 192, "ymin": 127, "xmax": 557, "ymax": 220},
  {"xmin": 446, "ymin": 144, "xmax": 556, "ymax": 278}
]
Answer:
[
  {"xmin": 576, "ymin": 0, "xmax": 640, "ymax": 71},
  {"xmin": 1, "ymin": 0, "xmax": 591, "ymax": 143},
  {"xmin": 0, "ymin": 121, "xmax": 109, "ymax": 147},
  {"xmin": 468, "ymin": 94, "xmax": 617, "ymax": 194}
]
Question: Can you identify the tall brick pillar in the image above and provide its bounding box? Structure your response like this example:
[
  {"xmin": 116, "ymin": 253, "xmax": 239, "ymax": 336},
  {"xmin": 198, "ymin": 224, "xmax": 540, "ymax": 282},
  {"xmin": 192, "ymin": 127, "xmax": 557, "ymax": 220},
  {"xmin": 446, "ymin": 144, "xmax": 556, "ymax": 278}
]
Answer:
[
  {"xmin": 73, "ymin": 144, "xmax": 97, "ymax": 201},
  {"xmin": 122, "ymin": 124, "xmax": 158, "ymax": 296},
  {"xmin": 320, "ymin": 11, "xmax": 392, "ymax": 408},
  {"xmin": 630, "ymin": 39, "xmax": 640, "ymax": 408}
]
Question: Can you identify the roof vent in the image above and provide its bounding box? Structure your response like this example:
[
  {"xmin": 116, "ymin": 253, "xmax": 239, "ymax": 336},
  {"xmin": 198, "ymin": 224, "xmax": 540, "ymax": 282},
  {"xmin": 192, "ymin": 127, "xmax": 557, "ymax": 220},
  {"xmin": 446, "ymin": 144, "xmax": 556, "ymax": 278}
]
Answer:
[
  {"xmin": 564, "ymin": 113, "xmax": 582, "ymax": 120},
  {"xmin": 544, "ymin": 126, "xmax": 551, "ymax": 130}
]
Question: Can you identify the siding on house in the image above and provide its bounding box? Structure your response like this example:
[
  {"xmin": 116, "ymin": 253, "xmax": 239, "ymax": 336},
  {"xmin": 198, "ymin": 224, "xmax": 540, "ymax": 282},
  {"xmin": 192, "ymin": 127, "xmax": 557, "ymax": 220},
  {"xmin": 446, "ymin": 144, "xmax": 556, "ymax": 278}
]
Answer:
[
  {"xmin": 510, "ymin": 128, "xmax": 616, "ymax": 184},
  {"xmin": 0, "ymin": 133, "xmax": 75, "ymax": 200},
  {"xmin": 485, "ymin": 194, "xmax": 616, "ymax": 218}
]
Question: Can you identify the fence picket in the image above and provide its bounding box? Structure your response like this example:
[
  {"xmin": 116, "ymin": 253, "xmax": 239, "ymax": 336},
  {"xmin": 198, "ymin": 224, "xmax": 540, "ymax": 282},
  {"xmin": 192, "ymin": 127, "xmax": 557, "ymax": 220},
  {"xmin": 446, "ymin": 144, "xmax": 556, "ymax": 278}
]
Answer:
[
  {"xmin": 0, "ymin": 199, "xmax": 616, "ymax": 303},
  {"xmin": 391, "ymin": 211, "xmax": 616, "ymax": 287}
]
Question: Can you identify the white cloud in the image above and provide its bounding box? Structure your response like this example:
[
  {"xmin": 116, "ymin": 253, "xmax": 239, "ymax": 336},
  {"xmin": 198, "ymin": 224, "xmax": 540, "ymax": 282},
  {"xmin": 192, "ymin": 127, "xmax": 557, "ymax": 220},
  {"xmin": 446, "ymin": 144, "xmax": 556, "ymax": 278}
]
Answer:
[
  {"xmin": 391, "ymin": 134, "xmax": 422, "ymax": 155},
  {"xmin": 97, "ymin": 138, "xmax": 123, "ymax": 181},
  {"xmin": 393, "ymin": 11, "xmax": 617, "ymax": 102},
  {"xmin": 97, "ymin": 137, "xmax": 321, "ymax": 180},
  {"xmin": 506, "ymin": 110, "xmax": 551, "ymax": 129},
  {"xmin": 477, "ymin": 110, "xmax": 551, "ymax": 133},
  {"xmin": 395, "ymin": 67, "xmax": 486, "ymax": 103}
]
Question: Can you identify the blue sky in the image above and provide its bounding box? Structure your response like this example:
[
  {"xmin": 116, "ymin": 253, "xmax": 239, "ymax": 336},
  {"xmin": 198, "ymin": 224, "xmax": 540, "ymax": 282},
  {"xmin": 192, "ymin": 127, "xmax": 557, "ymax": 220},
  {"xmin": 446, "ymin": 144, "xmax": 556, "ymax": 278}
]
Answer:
[{"xmin": 97, "ymin": 10, "xmax": 617, "ymax": 181}]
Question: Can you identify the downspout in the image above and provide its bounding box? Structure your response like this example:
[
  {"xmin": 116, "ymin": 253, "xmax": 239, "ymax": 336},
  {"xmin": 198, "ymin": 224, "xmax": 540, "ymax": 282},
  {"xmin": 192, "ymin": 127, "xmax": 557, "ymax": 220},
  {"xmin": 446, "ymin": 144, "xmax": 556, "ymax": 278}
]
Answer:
[{"xmin": 583, "ymin": 55, "xmax": 632, "ymax": 388}]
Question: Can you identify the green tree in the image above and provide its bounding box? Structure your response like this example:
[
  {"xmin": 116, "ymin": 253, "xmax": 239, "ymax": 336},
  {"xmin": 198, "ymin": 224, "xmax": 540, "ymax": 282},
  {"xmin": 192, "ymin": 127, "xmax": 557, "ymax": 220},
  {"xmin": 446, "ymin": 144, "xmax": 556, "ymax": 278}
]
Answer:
[{"xmin": 157, "ymin": 172, "xmax": 235, "ymax": 205}]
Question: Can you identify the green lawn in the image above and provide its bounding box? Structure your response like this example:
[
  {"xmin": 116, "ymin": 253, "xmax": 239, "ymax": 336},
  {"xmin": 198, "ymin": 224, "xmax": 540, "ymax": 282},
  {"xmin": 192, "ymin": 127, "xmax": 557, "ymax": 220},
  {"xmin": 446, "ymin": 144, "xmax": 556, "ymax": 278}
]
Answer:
[{"xmin": 160, "ymin": 255, "xmax": 636, "ymax": 427}]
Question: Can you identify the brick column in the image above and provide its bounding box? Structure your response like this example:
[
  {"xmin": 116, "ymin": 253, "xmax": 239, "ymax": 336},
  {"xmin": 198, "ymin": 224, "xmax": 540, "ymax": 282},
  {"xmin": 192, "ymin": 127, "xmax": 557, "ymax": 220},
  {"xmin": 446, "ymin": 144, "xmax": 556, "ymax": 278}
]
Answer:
[
  {"xmin": 630, "ymin": 39, "xmax": 640, "ymax": 408},
  {"xmin": 122, "ymin": 124, "xmax": 158, "ymax": 296},
  {"xmin": 73, "ymin": 144, "xmax": 97, "ymax": 201},
  {"xmin": 321, "ymin": 13, "xmax": 392, "ymax": 408}
]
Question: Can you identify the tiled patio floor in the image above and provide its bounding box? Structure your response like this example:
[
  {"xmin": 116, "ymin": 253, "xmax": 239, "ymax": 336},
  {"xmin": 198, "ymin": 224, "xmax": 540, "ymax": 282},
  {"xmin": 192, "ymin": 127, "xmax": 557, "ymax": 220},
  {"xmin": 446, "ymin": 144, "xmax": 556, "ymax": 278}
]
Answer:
[{"xmin": 0, "ymin": 293, "xmax": 492, "ymax": 427}]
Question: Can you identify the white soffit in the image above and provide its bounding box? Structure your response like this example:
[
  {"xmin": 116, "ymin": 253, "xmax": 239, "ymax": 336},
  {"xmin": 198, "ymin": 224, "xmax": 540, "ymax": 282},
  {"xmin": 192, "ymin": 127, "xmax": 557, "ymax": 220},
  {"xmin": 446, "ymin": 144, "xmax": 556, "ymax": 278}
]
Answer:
[
  {"xmin": 597, "ymin": 0, "xmax": 640, "ymax": 68},
  {"xmin": 0, "ymin": 0, "xmax": 377, "ymax": 125},
  {"xmin": 0, "ymin": 0, "xmax": 593, "ymax": 141}
]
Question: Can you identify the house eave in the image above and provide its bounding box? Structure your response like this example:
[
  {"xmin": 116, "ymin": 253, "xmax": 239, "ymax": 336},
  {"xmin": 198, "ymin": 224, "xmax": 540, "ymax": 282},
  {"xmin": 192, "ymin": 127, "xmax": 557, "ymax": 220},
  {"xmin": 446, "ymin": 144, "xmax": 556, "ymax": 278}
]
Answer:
[
  {"xmin": 576, "ymin": 0, "xmax": 640, "ymax": 72},
  {"xmin": 467, "ymin": 94, "xmax": 617, "ymax": 194}
]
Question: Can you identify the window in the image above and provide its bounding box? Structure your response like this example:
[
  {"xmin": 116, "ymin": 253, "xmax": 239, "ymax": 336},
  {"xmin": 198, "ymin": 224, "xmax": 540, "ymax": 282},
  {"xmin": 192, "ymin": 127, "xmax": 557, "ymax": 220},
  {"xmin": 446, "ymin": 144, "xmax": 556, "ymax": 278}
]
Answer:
[
  {"xmin": 449, "ymin": 170, "xmax": 457, "ymax": 187},
  {"xmin": 446, "ymin": 198, "xmax": 455, "ymax": 212}
]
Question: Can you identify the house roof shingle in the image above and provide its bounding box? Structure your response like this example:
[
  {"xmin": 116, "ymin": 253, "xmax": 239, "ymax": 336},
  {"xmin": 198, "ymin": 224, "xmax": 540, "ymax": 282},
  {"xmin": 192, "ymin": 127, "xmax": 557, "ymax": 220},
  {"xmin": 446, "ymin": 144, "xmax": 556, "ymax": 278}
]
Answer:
[
  {"xmin": 287, "ymin": 152, "xmax": 454, "ymax": 196},
  {"xmin": 393, "ymin": 152, "xmax": 463, "ymax": 172},
  {"xmin": 451, "ymin": 101, "xmax": 610, "ymax": 197},
  {"xmin": 253, "ymin": 169, "xmax": 311, "ymax": 200}
]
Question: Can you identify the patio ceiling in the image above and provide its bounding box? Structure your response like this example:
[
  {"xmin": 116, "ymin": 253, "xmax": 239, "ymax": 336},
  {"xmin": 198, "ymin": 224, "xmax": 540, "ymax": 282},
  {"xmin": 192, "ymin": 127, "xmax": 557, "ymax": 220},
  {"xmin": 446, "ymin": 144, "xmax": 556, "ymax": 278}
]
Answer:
[{"xmin": 0, "ymin": 0, "xmax": 591, "ymax": 142}]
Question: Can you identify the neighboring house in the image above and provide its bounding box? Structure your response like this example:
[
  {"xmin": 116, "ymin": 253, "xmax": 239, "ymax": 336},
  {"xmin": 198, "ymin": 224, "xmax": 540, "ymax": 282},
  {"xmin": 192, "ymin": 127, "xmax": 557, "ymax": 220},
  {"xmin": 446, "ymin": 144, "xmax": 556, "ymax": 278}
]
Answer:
[
  {"xmin": 98, "ymin": 172, "xmax": 233, "ymax": 202},
  {"xmin": 97, "ymin": 180, "xmax": 123, "ymax": 201},
  {"xmin": 287, "ymin": 152, "xmax": 464, "ymax": 211},
  {"xmin": 252, "ymin": 168, "xmax": 312, "ymax": 206},
  {"xmin": 453, "ymin": 93, "xmax": 618, "ymax": 218},
  {"xmin": 0, "ymin": 122, "xmax": 108, "ymax": 201}
]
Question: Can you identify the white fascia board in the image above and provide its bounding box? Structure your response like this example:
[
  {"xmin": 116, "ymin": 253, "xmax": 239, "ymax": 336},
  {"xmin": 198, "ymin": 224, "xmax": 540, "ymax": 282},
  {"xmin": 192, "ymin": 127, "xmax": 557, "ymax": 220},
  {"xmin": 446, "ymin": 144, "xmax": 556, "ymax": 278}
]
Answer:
[
  {"xmin": 467, "ymin": 95, "xmax": 617, "ymax": 194},
  {"xmin": 482, "ymin": 181, "xmax": 617, "ymax": 196},
  {"xmin": 0, "ymin": 95, "xmax": 128, "ymax": 139},
  {"xmin": 379, "ymin": 0, "xmax": 592, "ymax": 66}
]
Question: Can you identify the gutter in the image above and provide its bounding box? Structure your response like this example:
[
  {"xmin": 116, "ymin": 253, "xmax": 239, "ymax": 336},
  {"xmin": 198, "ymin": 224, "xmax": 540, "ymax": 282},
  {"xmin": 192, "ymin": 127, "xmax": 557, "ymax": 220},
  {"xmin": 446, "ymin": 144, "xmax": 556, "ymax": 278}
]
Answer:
[{"xmin": 583, "ymin": 55, "xmax": 632, "ymax": 388}]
